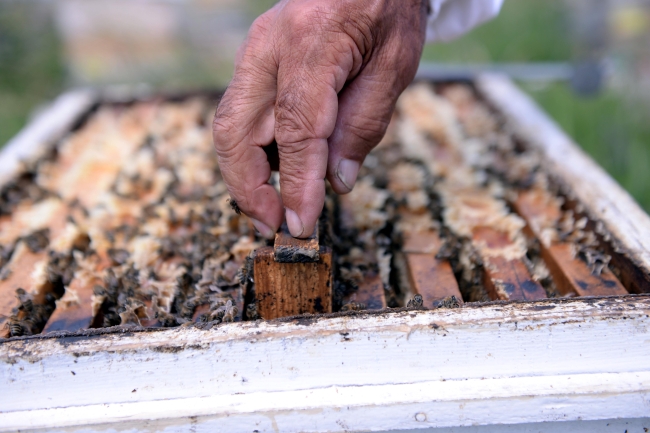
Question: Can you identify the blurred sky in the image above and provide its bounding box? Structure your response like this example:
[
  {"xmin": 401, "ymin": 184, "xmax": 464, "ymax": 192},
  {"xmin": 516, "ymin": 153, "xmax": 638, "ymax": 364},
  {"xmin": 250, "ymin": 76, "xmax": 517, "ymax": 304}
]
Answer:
[{"xmin": 0, "ymin": 0, "xmax": 649, "ymax": 209}]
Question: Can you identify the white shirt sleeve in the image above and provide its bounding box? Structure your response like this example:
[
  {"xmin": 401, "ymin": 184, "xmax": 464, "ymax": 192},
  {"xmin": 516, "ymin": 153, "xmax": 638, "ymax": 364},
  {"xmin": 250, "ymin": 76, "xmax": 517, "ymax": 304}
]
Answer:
[{"xmin": 427, "ymin": 0, "xmax": 504, "ymax": 43}]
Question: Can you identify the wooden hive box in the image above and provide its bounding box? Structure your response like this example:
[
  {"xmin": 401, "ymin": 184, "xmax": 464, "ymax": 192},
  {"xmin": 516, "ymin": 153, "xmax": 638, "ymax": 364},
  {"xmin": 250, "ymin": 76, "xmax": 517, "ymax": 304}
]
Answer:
[{"xmin": 0, "ymin": 74, "xmax": 649, "ymax": 433}]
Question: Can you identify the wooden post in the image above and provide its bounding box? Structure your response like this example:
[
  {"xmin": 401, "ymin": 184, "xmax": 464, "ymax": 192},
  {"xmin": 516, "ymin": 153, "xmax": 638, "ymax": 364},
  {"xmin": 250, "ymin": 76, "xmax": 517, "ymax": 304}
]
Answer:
[{"xmin": 253, "ymin": 224, "xmax": 332, "ymax": 319}]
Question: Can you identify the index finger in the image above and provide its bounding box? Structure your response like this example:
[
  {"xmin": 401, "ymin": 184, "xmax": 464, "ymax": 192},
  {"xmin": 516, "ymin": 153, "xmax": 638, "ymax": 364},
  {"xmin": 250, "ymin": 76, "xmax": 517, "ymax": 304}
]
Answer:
[{"xmin": 213, "ymin": 16, "xmax": 284, "ymax": 238}]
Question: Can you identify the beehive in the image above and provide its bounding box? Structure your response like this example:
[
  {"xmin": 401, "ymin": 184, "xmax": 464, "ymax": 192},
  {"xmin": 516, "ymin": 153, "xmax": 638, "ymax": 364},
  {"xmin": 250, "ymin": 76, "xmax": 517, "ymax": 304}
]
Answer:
[{"xmin": 1, "ymin": 75, "xmax": 649, "ymax": 433}]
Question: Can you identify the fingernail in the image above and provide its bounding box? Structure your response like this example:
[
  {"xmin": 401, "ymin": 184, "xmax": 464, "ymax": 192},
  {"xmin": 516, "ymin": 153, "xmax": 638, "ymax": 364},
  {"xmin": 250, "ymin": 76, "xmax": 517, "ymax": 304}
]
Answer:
[
  {"xmin": 337, "ymin": 159, "xmax": 360, "ymax": 192},
  {"xmin": 285, "ymin": 208, "xmax": 304, "ymax": 237},
  {"xmin": 251, "ymin": 218, "xmax": 275, "ymax": 239}
]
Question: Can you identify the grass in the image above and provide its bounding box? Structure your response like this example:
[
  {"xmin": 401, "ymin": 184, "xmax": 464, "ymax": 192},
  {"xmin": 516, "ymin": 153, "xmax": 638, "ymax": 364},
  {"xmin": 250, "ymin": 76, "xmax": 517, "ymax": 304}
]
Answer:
[
  {"xmin": 524, "ymin": 82, "xmax": 650, "ymax": 210},
  {"xmin": 0, "ymin": 3, "xmax": 65, "ymax": 145},
  {"xmin": 421, "ymin": 0, "xmax": 650, "ymax": 211}
]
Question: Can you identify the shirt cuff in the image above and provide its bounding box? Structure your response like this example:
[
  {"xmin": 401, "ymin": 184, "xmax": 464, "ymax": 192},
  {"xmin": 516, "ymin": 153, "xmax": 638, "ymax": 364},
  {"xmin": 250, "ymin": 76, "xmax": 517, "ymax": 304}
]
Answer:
[{"xmin": 426, "ymin": 0, "xmax": 504, "ymax": 43}]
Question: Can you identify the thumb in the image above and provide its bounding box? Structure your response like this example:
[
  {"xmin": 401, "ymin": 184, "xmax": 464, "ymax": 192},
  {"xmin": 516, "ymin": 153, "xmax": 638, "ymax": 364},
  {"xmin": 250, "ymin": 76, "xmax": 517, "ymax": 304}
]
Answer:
[{"xmin": 327, "ymin": 59, "xmax": 416, "ymax": 194}]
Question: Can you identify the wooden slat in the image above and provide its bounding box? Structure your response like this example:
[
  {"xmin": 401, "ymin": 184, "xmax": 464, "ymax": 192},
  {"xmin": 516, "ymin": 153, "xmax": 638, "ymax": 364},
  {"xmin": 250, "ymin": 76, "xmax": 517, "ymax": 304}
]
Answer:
[
  {"xmin": 254, "ymin": 246, "xmax": 332, "ymax": 319},
  {"xmin": 342, "ymin": 274, "xmax": 386, "ymax": 310},
  {"xmin": 0, "ymin": 242, "xmax": 49, "ymax": 337},
  {"xmin": 478, "ymin": 73, "xmax": 650, "ymax": 293},
  {"xmin": 42, "ymin": 278, "xmax": 96, "ymax": 333},
  {"xmin": 273, "ymin": 223, "xmax": 319, "ymax": 263},
  {"xmin": 514, "ymin": 190, "xmax": 627, "ymax": 297},
  {"xmin": 402, "ymin": 231, "xmax": 462, "ymax": 308},
  {"xmin": 42, "ymin": 254, "xmax": 110, "ymax": 333},
  {"xmin": 472, "ymin": 227, "xmax": 547, "ymax": 301}
]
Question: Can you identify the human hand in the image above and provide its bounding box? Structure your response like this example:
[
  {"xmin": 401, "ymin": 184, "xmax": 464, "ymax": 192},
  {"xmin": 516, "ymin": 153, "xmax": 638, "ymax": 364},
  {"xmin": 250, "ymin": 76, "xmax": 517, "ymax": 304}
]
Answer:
[{"xmin": 213, "ymin": 0, "xmax": 428, "ymax": 238}]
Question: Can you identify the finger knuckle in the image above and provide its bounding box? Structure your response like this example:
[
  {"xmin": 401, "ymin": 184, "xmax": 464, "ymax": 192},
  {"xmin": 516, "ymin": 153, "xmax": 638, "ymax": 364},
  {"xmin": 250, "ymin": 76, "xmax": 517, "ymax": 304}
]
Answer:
[
  {"xmin": 275, "ymin": 91, "xmax": 318, "ymax": 144},
  {"xmin": 249, "ymin": 12, "xmax": 274, "ymax": 36},
  {"xmin": 344, "ymin": 114, "xmax": 390, "ymax": 146}
]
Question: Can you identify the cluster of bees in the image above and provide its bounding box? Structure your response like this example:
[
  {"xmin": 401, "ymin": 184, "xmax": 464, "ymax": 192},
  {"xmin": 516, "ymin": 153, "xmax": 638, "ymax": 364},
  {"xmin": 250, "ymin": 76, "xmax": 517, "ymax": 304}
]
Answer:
[{"xmin": 0, "ymin": 83, "xmax": 615, "ymax": 337}]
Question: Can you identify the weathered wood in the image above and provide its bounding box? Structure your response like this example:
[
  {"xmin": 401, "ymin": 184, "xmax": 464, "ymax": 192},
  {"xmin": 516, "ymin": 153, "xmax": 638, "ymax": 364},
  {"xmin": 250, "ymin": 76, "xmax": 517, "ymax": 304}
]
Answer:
[
  {"xmin": 514, "ymin": 190, "xmax": 627, "ymax": 297},
  {"xmin": 42, "ymin": 280, "xmax": 95, "ymax": 333},
  {"xmin": 1, "ymin": 296, "xmax": 649, "ymax": 432},
  {"xmin": 0, "ymin": 242, "xmax": 49, "ymax": 337},
  {"xmin": 273, "ymin": 223, "xmax": 319, "ymax": 263},
  {"xmin": 254, "ymin": 246, "xmax": 332, "ymax": 319},
  {"xmin": 477, "ymin": 73, "xmax": 650, "ymax": 293},
  {"xmin": 472, "ymin": 227, "xmax": 547, "ymax": 301},
  {"xmin": 403, "ymin": 231, "xmax": 462, "ymax": 307},
  {"xmin": 342, "ymin": 274, "xmax": 386, "ymax": 310},
  {"xmin": 0, "ymin": 89, "xmax": 96, "ymax": 189},
  {"xmin": 41, "ymin": 254, "xmax": 110, "ymax": 333},
  {"xmin": 545, "ymin": 244, "xmax": 627, "ymax": 297}
]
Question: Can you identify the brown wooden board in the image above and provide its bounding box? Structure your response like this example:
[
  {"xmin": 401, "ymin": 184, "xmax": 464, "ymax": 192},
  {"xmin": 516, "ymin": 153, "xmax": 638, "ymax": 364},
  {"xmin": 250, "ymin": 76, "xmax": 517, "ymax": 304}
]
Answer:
[
  {"xmin": 254, "ymin": 246, "xmax": 332, "ymax": 319},
  {"xmin": 342, "ymin": 274, "xmax": 386, "ymax": 310},
  {"xmin": 274, "ymin": 223, "xmax": 319, "ymax": 263},
  {"xmin": 478, "ymin": 74, "xmax": 650, "ymax": 294},
  {"xmin": 41, "ymin": 254, "xmax": 110, "ymax": 333},
  {"xmin": 513, "ymin": 191, "xmax": 627, "ymax": 297},
  {"xmin": 0, "ymin": 242, "xmax": 49, "ymax": 337},
  {"xmin": 42, "ymin": 278, "xmax": 95, "ymax": 333},
  {"xmin": 472, "ymin": 227, "xmax": 547, "ymax": 301},
  {"xmin": 402, "ymin": 231, "xmax": 462, "ymax": 307}
]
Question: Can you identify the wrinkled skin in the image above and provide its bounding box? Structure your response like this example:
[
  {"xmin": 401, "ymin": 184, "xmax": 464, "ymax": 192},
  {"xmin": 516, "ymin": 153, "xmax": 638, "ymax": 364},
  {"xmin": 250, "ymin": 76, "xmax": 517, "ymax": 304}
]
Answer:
[{"xmin": 213, "ymin": 0, "xmax": 429, "ymax": 238}]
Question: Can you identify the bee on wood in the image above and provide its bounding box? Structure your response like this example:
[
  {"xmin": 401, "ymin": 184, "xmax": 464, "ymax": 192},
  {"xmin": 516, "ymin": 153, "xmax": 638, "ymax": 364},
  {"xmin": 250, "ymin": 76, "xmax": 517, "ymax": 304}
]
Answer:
[
  {"xmin": 238, "ymin": 255, "xmax": 254, "ymax": 286},
  {"xmin": 433, "ymin": 295, "xmax": 461, "ymax": 309},
  {"xmin": 222, "ymin": 300, "xmax": 238, "ymax": 323},
  {"xmin": 580, "ymin": 248, "xmax": 610, "ymax": 276},
  {"xmin": 16, "ymin": 288, "xmax": 33, "ymax": 313},
  {"xmin": 6, "ymin": 315, "xmax": 34, "ymax": 337},
  {"xmin": 154, "ymin": 308, "xmax": 180, "ymax": 327},
  {"xmin": 0, "ymin": 267, "xmax": 11, "ymax": 281},
  {"xmin": 245, "ymin": 303, "xmax": 260, "ymax": 320},
  {"xmin": 407, "ymin": 294, "xmax": 423, "ymax": 308},
  {"xmin": 228, "ymin": 198, "xmax": 241, "ymax": 215},
  {"xmin": 107, "ymin": 248, "xmax": 130, "ymax": 266},
  {"xmin": 341, "ymin": 301, "xmax": 366, "ymax": 312},
  {"xmin": 23, "ymin": 229, "xmax": 49, "ymax": 253},
  {"xmin": 0, "ymin": 244, "xmax": 13, "ymax": 269},
  {"xmin": 209, "ymin": 299, "xmax": 238, "ymax": 323}
]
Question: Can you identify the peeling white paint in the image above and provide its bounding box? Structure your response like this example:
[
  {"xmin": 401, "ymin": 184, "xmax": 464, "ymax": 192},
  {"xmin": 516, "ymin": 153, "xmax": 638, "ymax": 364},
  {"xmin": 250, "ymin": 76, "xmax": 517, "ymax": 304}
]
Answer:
[{"xmin": 1, "ymin": 296, "xmax": 649, "ymax": 432}]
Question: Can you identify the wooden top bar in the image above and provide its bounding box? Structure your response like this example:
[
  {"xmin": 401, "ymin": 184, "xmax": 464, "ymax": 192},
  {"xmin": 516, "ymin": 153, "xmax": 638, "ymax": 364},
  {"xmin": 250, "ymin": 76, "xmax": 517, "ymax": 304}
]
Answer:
[
  {"xmin": 274, "ymin": 223, "xmax": 320, "ymax": 263},
  {"xmin": 402, "ymin": 230, "xmax": 463, "ymax": 308},
  {"xmin": 472, "ymin": 226, "xmax": 547, "ymax": 301},
  {"xmin": 514, "ymin": 190, "xmax": 627, "ymax": 297}
]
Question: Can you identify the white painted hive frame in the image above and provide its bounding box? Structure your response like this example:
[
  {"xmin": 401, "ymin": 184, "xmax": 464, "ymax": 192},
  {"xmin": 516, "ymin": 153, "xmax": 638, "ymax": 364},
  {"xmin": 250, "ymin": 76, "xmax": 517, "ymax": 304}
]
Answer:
[{"xmin": 0, "ymin": 74, "xmax": 649, "ymax": 433}]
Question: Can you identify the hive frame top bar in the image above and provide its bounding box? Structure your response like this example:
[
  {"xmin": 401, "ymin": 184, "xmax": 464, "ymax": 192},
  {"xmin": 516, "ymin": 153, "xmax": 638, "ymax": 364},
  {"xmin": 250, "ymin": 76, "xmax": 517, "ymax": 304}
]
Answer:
[{"xmin": 1, "ymin": 75, "xmax": 649, "ymax": 310}]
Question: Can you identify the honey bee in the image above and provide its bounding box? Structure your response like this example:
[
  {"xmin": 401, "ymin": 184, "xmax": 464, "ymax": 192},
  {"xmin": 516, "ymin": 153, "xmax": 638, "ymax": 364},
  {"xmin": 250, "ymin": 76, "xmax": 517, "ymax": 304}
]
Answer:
[
  {"xmin": 107, "ymin": 248, "xmax": 130, "ymax": 266},
  {"xmin": 433, "ymin": 295, "xmax": 461, "ymax": 309},
  {"xmin": 23, "ymin": 229, "xmax": 49, "ymax": 253},
  {"xmin": 245, "ymin": 303, "xmax": 260, "ymax": 320},
  {"xmin": 210, "ymin": 299, "xmax": 238, "ymax": 323},
  {"xmin": 407, "ymin": 294, "xmax": 423, "ymax": 308},
  {"xmin": 228, "ymin": 198, "xmax": 241, "ymax": 215},
  {"xmin": 341, "ymin": 301, "xmax": 366, "ymax": 312},
  {"xmin": 16, "ymin": 288, "xmax": 33, "ymax": 313},
  {"xmin": 155, "ymin": 309, "xmax": 180, "ymax": 327},
  {"xmin": 5, "ymin": 315, "xmax": 34, "ymax": 337}
]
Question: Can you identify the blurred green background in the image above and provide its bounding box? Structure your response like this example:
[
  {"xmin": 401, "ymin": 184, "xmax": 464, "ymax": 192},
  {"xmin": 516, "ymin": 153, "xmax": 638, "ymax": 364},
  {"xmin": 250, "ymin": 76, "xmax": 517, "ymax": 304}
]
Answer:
[{"xmin": 1, "ymin": 0, "xmax": 649, "ymax": 210}]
